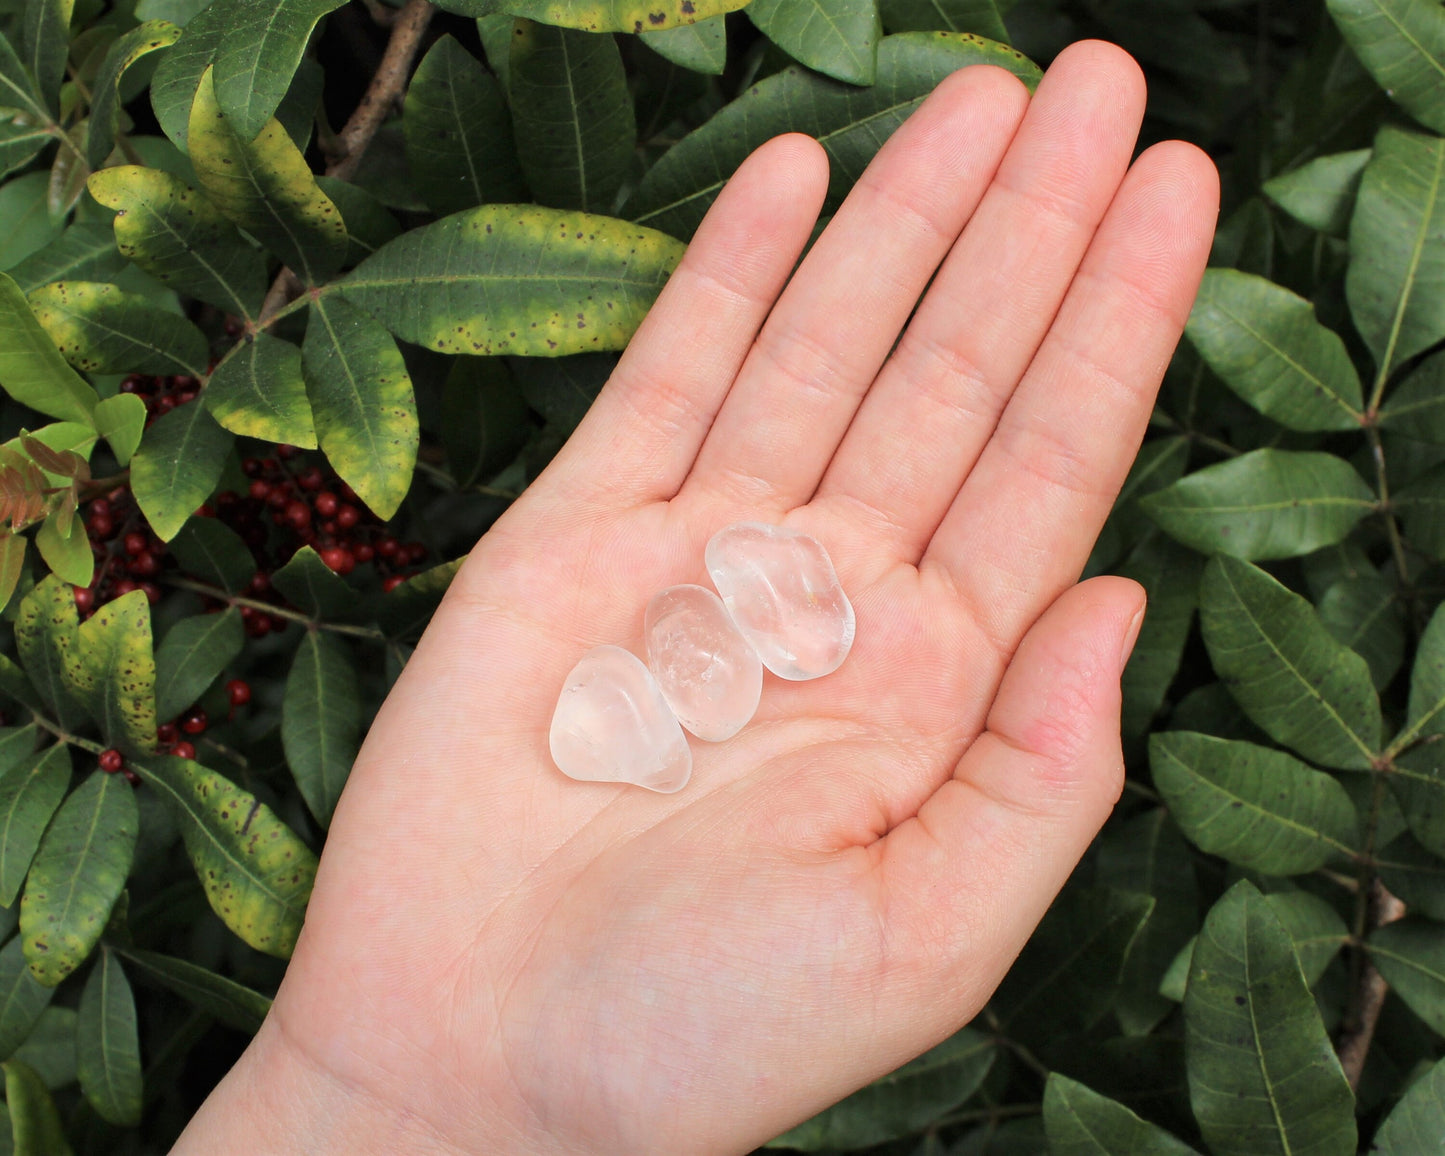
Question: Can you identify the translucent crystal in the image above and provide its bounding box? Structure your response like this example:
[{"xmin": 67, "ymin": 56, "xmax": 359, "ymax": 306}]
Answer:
[
  {"xmin": 549, "ymin": 645, "xmax": 692, "ymax": 793},
  {"xmin": 645, "ymin": 584, "xmax": 763, "ymax": 741},
  {"xmin": 704, "ymin": 522, "xmax": 855, "ymax": 681}
]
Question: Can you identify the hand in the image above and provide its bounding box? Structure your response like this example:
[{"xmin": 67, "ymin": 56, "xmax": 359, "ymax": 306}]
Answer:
[{"xmin": 175, "ymin": 40, "xmax": 1217, "ymax": 1156}]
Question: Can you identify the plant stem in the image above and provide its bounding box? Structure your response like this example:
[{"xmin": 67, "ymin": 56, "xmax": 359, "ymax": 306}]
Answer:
[
  {"xmin": 932, "ymin": 1101, "xmax": 1041, "ymax": 1130},
  {"xmin": 163, "ymin": 576, "xmax": 386, "ymax": 641},
  {"xmin": 1337, "ymin": 878, "xmax": 1406, "ymax": 1090},
  {"xmin": 257, "ymin": 0, "xmax": 436, "ymax": 323},
  {"xmin": 29, "ymin": 710, "xmax": 104, "ymax": 755},
  {"xmin": 1366, "ymin": 425, "xmax": 1412, "ymax": 590}
]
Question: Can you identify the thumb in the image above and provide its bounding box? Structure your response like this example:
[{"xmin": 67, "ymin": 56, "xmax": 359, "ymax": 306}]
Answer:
[{"xmin": 876, "ymin": 575, "xmax": 1146, "ymax": 1023}]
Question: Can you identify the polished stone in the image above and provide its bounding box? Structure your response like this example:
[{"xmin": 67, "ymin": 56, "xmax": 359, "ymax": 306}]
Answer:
[
  {"xmin": 645, "ymin": 584, "xmax": 763, "ymax": 741},
  {"xmin": 704, "ymin": 521, "xmax": 855, "ymax": 681},
  {"xmin": 549, "ymin": 645, "xmax": 692, "ymax": 793}
]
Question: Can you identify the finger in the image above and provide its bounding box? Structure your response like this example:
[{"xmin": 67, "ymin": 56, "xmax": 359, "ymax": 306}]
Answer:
[
  {"xmin": 547, "ymin": 133, "xmax": 829, "ymax": 505},
  {"xmin": 682, "ymin": 64, "xmax": 1030, "ymax": 512},
  {"xmin": 873, "ymin": 576, "xmax": 1143, "ymax": 1021},
  {"xmin": 815, "ymin": 42, "xmax": 1145, "ymax": 561},
  {"xmin": 925, "ymin": 141, "xmax": 1218, "ymax": 650}
]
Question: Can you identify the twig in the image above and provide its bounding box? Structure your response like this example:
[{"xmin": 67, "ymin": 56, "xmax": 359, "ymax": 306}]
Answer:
[
  {"xmin": 327, "ymin": 0, "xmax": 435, "ymax": 182},
  {"xmin": 256, "ymin": 0, "xmax": 436, "ymax": 321},
  {"xmin": 1337, "ymin": 878, "xmax": 1406, "ymax": 1090}
]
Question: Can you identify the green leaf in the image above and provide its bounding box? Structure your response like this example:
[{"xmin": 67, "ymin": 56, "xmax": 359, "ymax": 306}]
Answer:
[
  {"xmin": 14, "ymin": 577, "xmax": 85, "ymax": 731},
  {"xmin": 5, "ymin": 222, "xmax": 125, "ymax": 296},
  {"xmin": 992, "ymin": 887, "xmax": 1154, "ymax": 1043},
  {"xmin": 0, "ymin": 938, "xmax": 52, "ymax": 1061},
  {"xmin": 640, "ymin": 15, "xmax": 728, "ymax": 74},
  {"xmin": 302, "ymin": 295, "xmax": 418, "ymax": 521},
  {"xmin": 210, "ymin": 0, "xmax": 345, "ymax": 141},
  {"xmin": 205, "ymin": 332, "xmax": 317, "ymax": 449},
  {"xmin": 748, "ymin": 0, "xmax": 881, "ymax": 85},
  {"xmin": 115, "ymin": 946, "xmax": 270, "ymax": 1032},
  {"xmin": 91, "ymin": 394, "xmax": 146, "ymax": 468},
  {"xmin": 1347, "ymin": 125, "xmax": 1445, "ymax": 377},
  {"xmin": 3, "ymin": 1059, "xmax": 69, "ymax": 1155},
  {"xmin": 87, "ymin": 165, "xmax": 266, "ymax": 320},
  {"xmin": 281, "ymin": 631, "xmax": 359, "ymax": 828},
  {"xmin": 75, "ymin": 949, "xmax": 140, "ymax": 1126},
  {"xmin": 766, "ymin": 1030, "xmax": 994, "ymax": 1151},
  {"xmin": 1198, "ymin": 556, "xmax": 1382, "ymax": 769},
  {"xmin": 1262, "ymin": 149, "xmax": 1370, "ymax": 236},
  {"xmin": 19, "ymin": 771, "xmax": 138, "ymax": 986},
  {"xmin": 368, "ymin": 556, "xmax": 462, "ymax": 638},
  {"xmin": 1095, "ymin": 808, "xmax": 1198, "ymax": 1036},
  {"xmin": 1184, "ymin": 270, "xmax": 1363, "ymax": 431},
  {"xmin": 1390, "ymin": 745, "xmax": 1445, "ymax": 860},
  {"xmin": 1380, "ymin": 349, "xmax": 1445, "ymax": 443},
  {"xmin": 1395, "ymin": 463, "xmax": 1445, "ymax": 560},
  {"xmin": 0, "ymin": 112, "xmax": 50, "ymax": 182},
  {"xmin": 339, "ymin": 205, "xmax": 685, "ymax": 356},
  {"xmin": 1327, "ymin": 0, "xmax": 1445, "ymax": 135},
  {"xmin": 450, "ymin": 0, "xmax": 747, "ymax": 33},
  {"xmin": 508, "ymin": 21, "xmax": 633, "ymax": 213},
  {"xmin": 0, "ymin": 30, "xmax": 48, "ymax": 125},
  {"xmin": 625, "ymin": 31, "xmax": 1040, "ymax": 238},
  {"xmin": 1317, "ymin": 573, "xmax": 1404, "ymax": 690},
  {"xmin": 879, "ymin": 0, "xmax": 1005, "ymax": 38},
  {"xmin": 131, "ymin": 400, "xmax": 234, "ymax": 542},
  {"xmin": 1402, "ymin": 604, "xmax": 1445, "ymax": 748},
  {"xmin": 1042, "ymin": 1075, "xmax": 1202, "ymax": 1156},
  {"xmin": 1369, "ymin": 919, "xmax": 1445, "ymax": 1034},
  {"xmin": 0, "ymin": 273, "xmax": 98, "ymax": 426},
  {"xmin": 270, "ymin": 546, "xmax": 357, "ymax": 619},
  {"xmin": 188, "ymin": 68, "xmax": 347, "ymax": 283},
  {"xmin": 167, "ymin": 517, "xmax": 255, "ymax": 595},
  {"xmin": 1149, "ymin": 732, "xmax": 1358, "ymax": 874},
  {"xmin": 403, "ymin": 34, "xmax": 525, "ymax": 216},
  {"xmin": 1260, "ymin": 890, "xmax": 1351, "ymax": 987},
  {"xmin": 86, "ymin": 21, "xmax": 184, "ymax": 172},
  {"xmin": 25, "ymin": 280, "xmax": 208, "ymax": 377},
  {"xmin": 1141, "ymin": 449, "xmax": 1375, "ymax": 561},
  {"xmin": 314, "ymin": 176, "xmax": 400, "ymax": 263},
  {"xmin": 1374, "ymin": 1055, "xmax": 1445, "ymax": 1154},
  {"xmin": 148, "ymin": 0, "xmax": 226, "ymax": 151},
  {"xmin": 514, "ymin": 350, "xmax": 614, "ymax": 430},
  {"xmin": 1377, "ymin": 833, "xmax": 1445, "ymax": 921},
  {"xmin": 441, "ymin": 357, "xmax": 531, "ymax": 487},
  {"xmin": 130, "ymin": 755, "xmax": 315, "ymax": 957},
  {"xmin": 33, "ymin": 513, "xmax": 92, "ymax": 589},
  {"xmin": 1117, "ymin": 536, "xmax": 1201, "ymax": 742},
  {"xmin": 1184, "ymin": 880, "xmax": 1355, "ymax": 1156},
  {"xmin": 0, "ymin": 174, "xmax": 60, "ymax": 271},
  {"xmin": 154, "ymin": 608, "xmax": 242, "ymax": 722},
  {"xmin": 12, "ymin": 1007, "xmax": 75, "ymax": 1090},
  {"xmin": 66, "ymin": 590, "xmax": 156, "ymax": 754},
  {"xmin": 0, "ymin": 536, "xmax": 24, "ymax": 617},
  {"xmin": 21, "ymin": 0, "xmax": 73, "ymax": 115},
  {"xmin": 0, "ymin": 742, "xmax": 68, "ymax": 910}
]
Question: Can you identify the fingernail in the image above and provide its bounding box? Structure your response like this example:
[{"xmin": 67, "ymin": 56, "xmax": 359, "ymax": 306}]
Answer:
[{"xmin": 1119, "ymin": 603, "xmax": 1147, "ymax": 669}]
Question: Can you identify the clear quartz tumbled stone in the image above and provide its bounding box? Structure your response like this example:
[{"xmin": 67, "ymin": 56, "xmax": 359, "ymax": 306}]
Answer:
[
  {"xmin": 645, "ymin": 584, "xmax": 763, "ymax": 742},
  {"xmin": 549, "ymin": 645, "xmax": 692, "ymax": 793},
  {"xmin": 704, "ymin": 521, "xmax": 855, "ymax": 681}
]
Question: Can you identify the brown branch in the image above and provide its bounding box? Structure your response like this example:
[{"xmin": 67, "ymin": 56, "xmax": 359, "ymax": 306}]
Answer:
[
  {"xmin": 1337, "ymin": 879, "xmax": 1407, "ymax": 1090},
  {"xmin": 327, "ymin": 0, "xmax": 435, "ymax": 181},
  {"xmin": 255, "ymin": 0, "xmax": 435, "ymax": 325}
]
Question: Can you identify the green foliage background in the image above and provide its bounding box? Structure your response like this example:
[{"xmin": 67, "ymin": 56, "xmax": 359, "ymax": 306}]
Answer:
[{"xmin": 0, "ymin": 0, "xmax": 1443, "ymax": 1151}]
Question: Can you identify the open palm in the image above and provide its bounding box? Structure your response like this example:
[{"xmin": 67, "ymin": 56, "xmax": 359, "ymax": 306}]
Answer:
[{"xmin": 177, "ymin": 41, "xmax": 1217, "ymax": 1156}]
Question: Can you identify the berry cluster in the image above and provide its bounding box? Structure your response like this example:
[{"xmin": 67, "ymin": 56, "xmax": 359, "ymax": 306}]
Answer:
[
  {"xmin": 97, "ymin": 680, "xmax": 250, "ymax": 784},
  {"xmin": 118, "ymin": 371, "xmax": 203, "ymax": 427},
  {"xmin": 80, "ymin": 486, "xmax": 170, "ymax": 612}
]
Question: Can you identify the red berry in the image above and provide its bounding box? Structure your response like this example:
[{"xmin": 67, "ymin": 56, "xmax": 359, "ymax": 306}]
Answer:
[
  {"xmin": 141, "ymin": 583, "xmax": 161, "ymax": 604},
  {"xmin": 99, "ymin": 749, "xmax": 124, "ymax": 774},
  {"xmin": 261, "ymin": 457, "xmax": 279, "ymax": 474},
  {"xmin": 89, "ymin": 498, "xmax": 111, "ymax": 519},
  {"xmin": 248, "ymin": 480, "xmax": 271, "ymax": 501},
  {"xmin": 405, "ymin": 541, "xmax": 427, "ymax": 564},
  {"xmin": 156, "ymin": 394, "xmax": 176, "ymax": 413},
  {"xmin": 217, "ymin": 490, "xmax": 239, "ymax": 508},
  {"xmin": 171, "ymin": 741, "xmax": 195, "ymax": 760},
  {"xmin": 123, "ymin": 768, "xmax": 140, "ymax": 785},
  {"xmin": 299, "ymin": 467, "xmax": 324, "ymax": 491},
  {"xmin": 123, "ymin": 532, "xmax": 147, "ymax": 556},
  {"xmin": 180, "ymin": 709, "xmax": 208, "ymax": 735},
  {"xmin": 247, "ymin": 572, "xmax": 271, "ymax": 595},
  {"xmin": 224, "ymin": 316, "xmax": 244, "ymax": 337},
  {"xmin": 382, "ymin": 574, "xmax": 406, "ymax": 593},
  {"xmin": 242, "ymin": 458, "xmax": 263, "ymax": 478},
  {"xmin": 87, "ymin": 512, "xmax": 114, "ymax": 539},
  {"xmin": 267, "ymin": 487, "xmax": 290, "ymax": 510},
  {"xmin": 226, "ymin": 679, "xmax": 252, "ymax": 706},
  {"xmin": 130, "ymin": 551, "xmax": 159, "ymax": 577},
  {"xmin": 336, "ymin": 504, "xmax": 360, "ymax": 530},
  {"xmin": 354, "ymin": 543, "xmax": 374, "ymax": 563},
  {"xmin": 377, "ymin": 536, "xmax": 400, "ymax": 558},
  {"xmin": 314, "ymin": 492, "xmax": 338, "ymax": 517},
  {"xmin": 320, "ymin": 546, "xmax": 351, "ymax": 574},
  {"xmin": 118, "ymin": 375, "xmax": 144, "ymax": 394},
  {"xmin": 277, "ymin": 444, "xmax": 300, "ymax": 459},
  {"xmin": 246, "ymin": 614, "xmax": 272, "ymax": 639},
  {"xmin": 339, "ymin": 482, "xmax": 358, "ymax": 503},
  {"xmin": 157, "ymin": 722, "xmax": 178, "ymax": 745},
  {"xmin": 112, "ymin": 578, "xmax": 138, "ymax": 597},
  {"xmin": 284, "ymin": 500, "xmax": 310, "ymax": 528},
  {"xmin": 73, "ymin": 586, "xmax": 94, "ymax": 613},
  {"xmin": 195, "ymin": 503, "xmax": 215, "ymax": 518}
]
